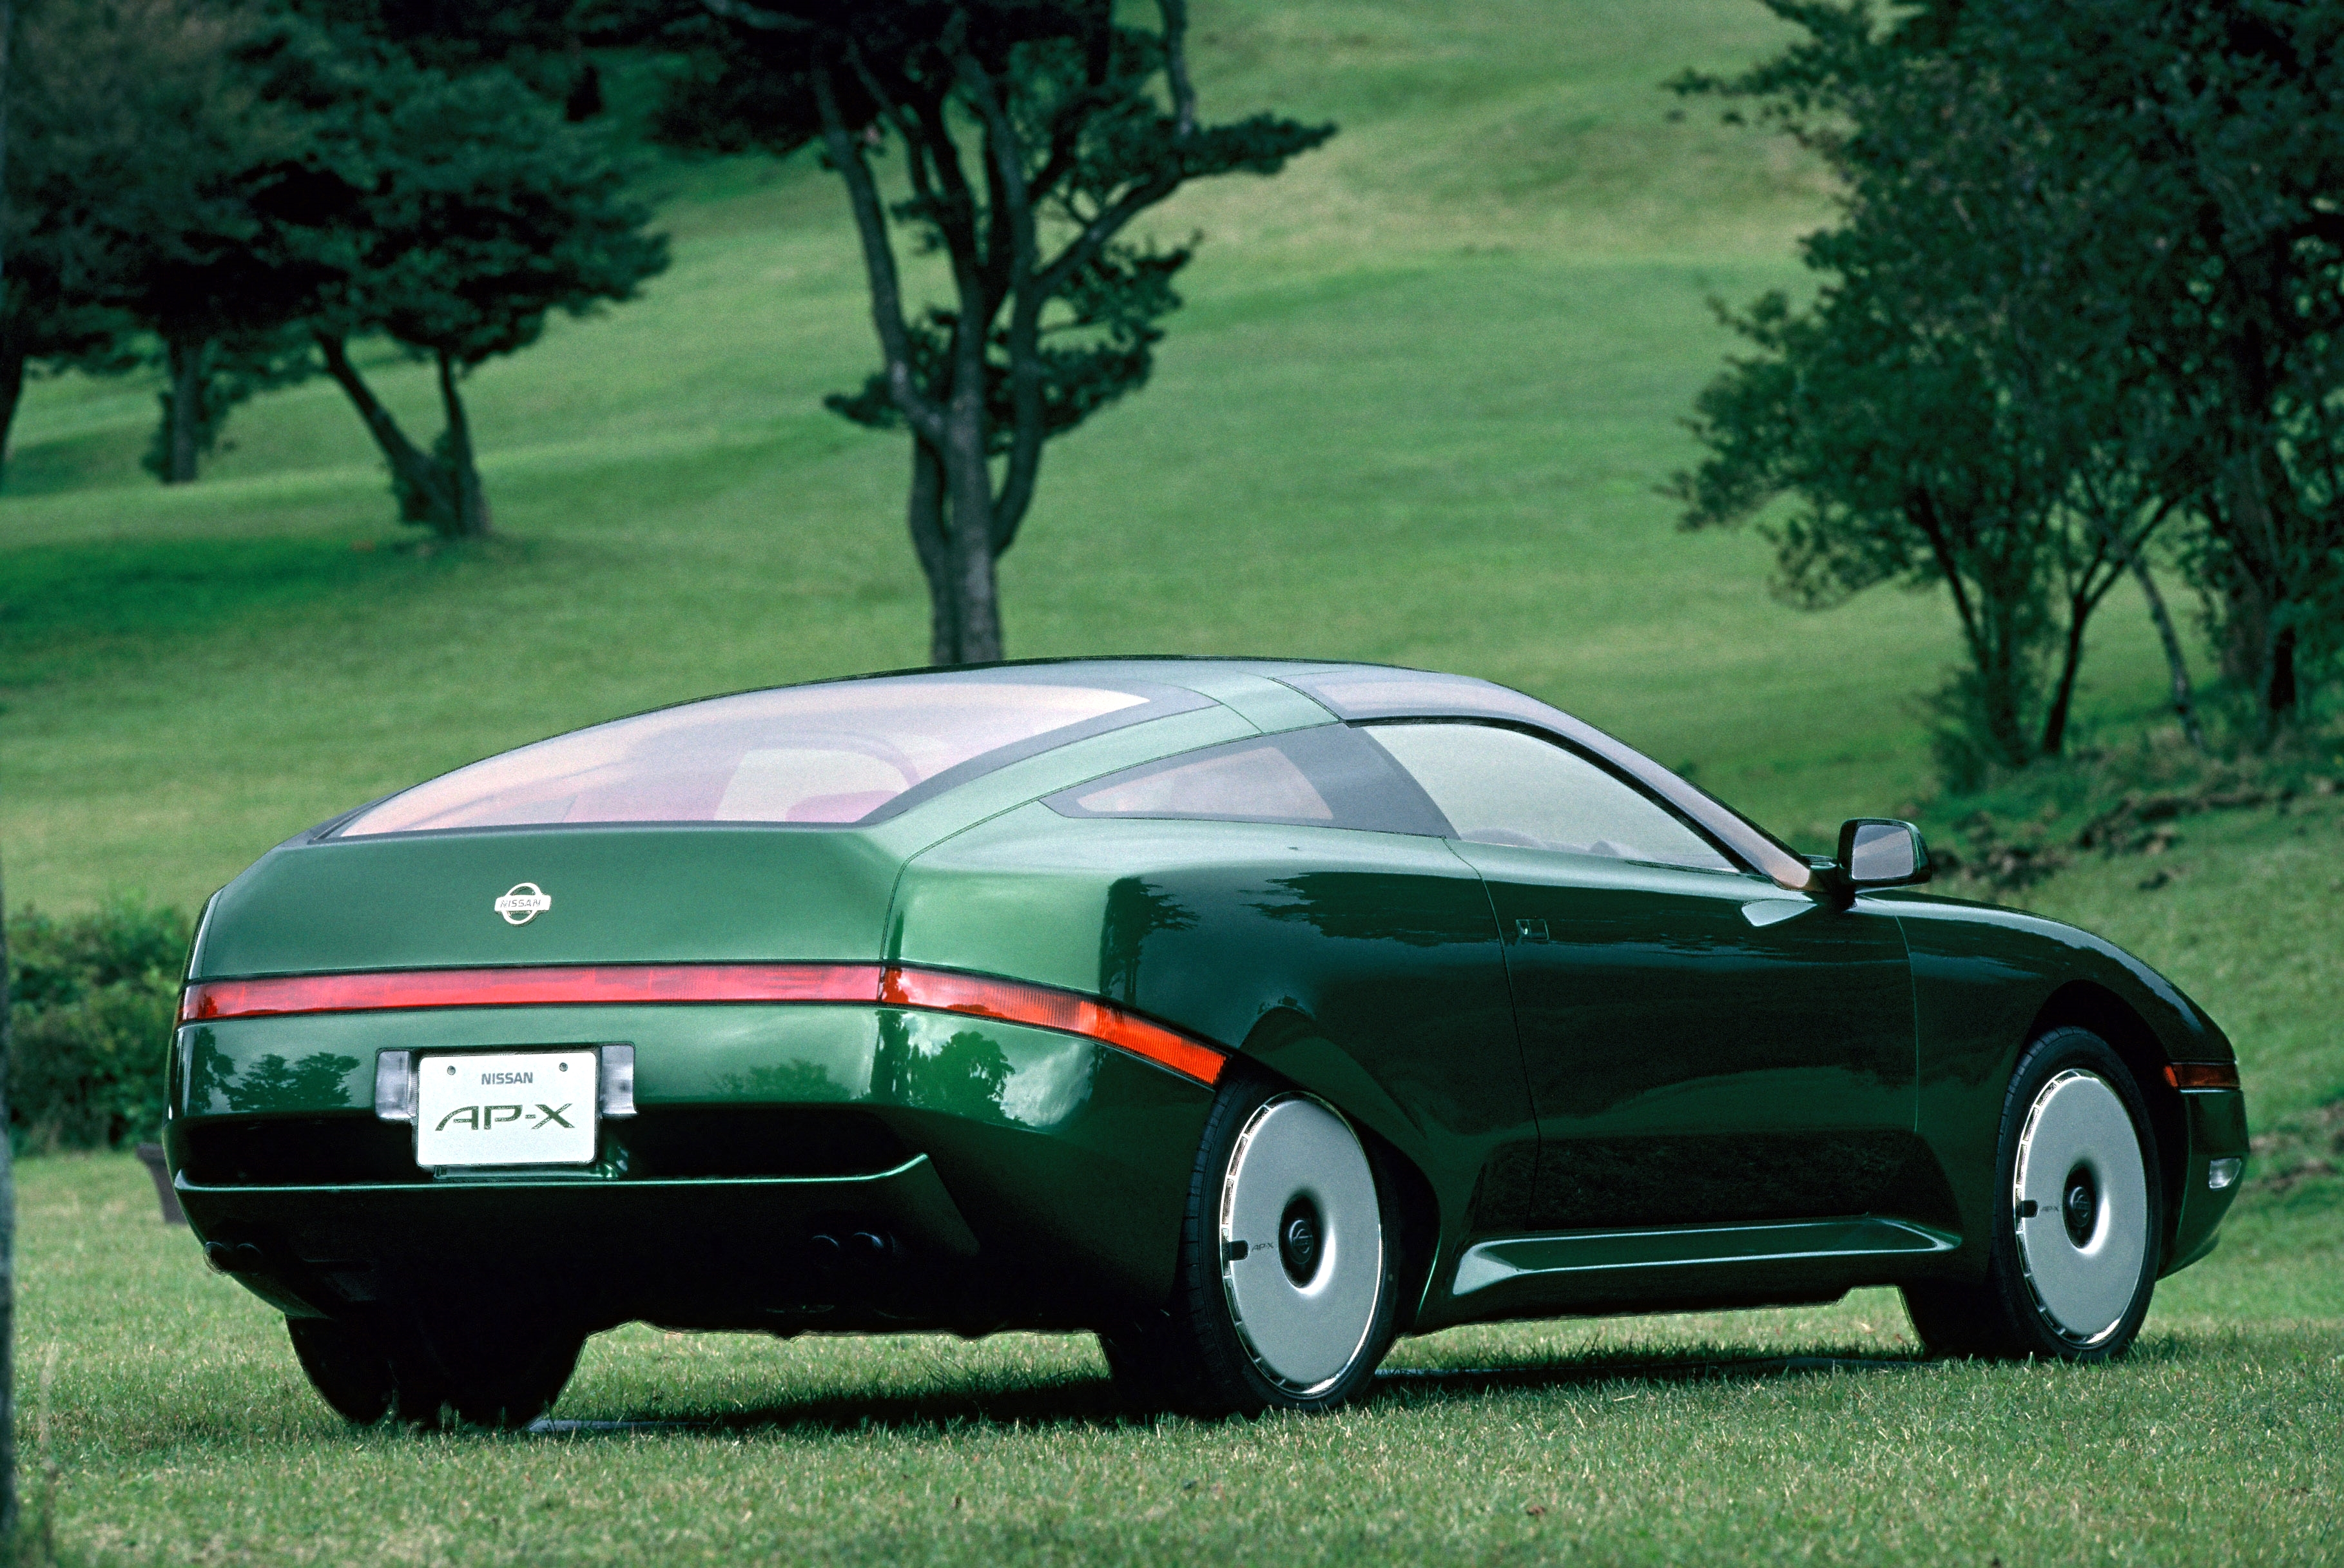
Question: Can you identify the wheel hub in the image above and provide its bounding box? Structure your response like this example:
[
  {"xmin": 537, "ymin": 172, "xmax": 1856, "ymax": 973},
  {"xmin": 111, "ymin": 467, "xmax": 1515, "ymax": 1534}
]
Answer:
[
  {"xmin": 1280, "ymin": 1199, "xmax": 1323, "ymax": 1285},
  {"xmin": 2062, "ymin": 1165, "xmax": 2099, "ymax": 1246}
]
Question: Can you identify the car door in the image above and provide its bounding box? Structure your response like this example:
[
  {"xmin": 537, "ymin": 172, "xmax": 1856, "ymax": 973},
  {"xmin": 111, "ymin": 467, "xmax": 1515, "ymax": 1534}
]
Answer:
[{"xmin": 1362, "ymin": 721, "xmax": 1918, "ymax": 1232}]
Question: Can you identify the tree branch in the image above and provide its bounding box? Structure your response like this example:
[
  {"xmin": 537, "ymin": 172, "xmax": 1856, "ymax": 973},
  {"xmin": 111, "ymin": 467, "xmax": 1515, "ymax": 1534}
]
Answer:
[
  {"xmin": 1157, "ymin": 0, "xmax": 1197, "ymax": 138},
  {"xmin": 697, "ymin": 0, "xmax": 811, "ymax": 34},
  {"xmin": 815, "ymin": 67, "xmax": 944, "ymax": 445},
  {"xmin": 954, "ymin": 51, "xmax": 1046, "ymax": 552}
]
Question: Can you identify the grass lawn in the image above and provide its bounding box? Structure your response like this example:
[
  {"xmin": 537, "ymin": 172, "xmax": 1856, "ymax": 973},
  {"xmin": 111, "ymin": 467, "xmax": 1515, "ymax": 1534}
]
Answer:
[
  {"xmin": 21, "ymin": 1152, "xmax": 2341, "ymax": 1566},
  {"xmin": 3, "ymin": 0, "xmax": 2339, "ymax": 1562}
]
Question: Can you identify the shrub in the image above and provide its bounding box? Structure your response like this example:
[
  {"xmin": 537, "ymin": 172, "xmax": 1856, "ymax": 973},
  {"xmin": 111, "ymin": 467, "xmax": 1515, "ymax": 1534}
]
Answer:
[{"xmin": 6, "ymin": 900, "xmax": 192, "ymax": 1150}]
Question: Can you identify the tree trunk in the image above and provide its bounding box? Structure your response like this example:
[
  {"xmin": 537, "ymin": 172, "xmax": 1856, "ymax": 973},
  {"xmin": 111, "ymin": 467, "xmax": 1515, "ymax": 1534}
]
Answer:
[
  {"xmin": 2263, "ymin": 623, "xmax": 2298, "ymax": 729},
  {"xmin": 938, "ymin": 405, "xmax": 1002, "ymax": 664},
  {"xmin": 0, "ymin": 327, "xmax": 26, "ymax": 491},
  {"xmin": 906, "ymin": 437, "xmax": 958, "ymax": 665},
  {"xmin": 2130, "ymin": 554, "xmax": 2207, "ymax": 752},
  {"xmin": 163, "ymin": 336, "xmax": 205, "ymax": 484},
  {"xmin": 435, "ymin": 351, "xmax": 491, "ymax": 539},
  {"xmin": 2037, "ymin": 601, "xmax": 2090, "ymax": 759},
  {"xmin": 315, "ymin": 334, "xmax": 456, "ymax": 530},
  {"xmin": 2220, "ymin": 454, "xmax": 2298, "ymax": 745}
]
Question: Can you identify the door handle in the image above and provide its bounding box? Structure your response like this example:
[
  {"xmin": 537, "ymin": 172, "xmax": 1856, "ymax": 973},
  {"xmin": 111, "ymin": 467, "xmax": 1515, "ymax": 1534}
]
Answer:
[{"xmin": 1515, "ymin": 918, "xmax": 1551, "ymax": 944}]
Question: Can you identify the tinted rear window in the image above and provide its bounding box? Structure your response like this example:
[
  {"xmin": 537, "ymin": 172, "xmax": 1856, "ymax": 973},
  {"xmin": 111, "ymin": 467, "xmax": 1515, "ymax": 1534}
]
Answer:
[{"xmin": 339, "ymin": 674, "xmax": 1205, "ymax": 836}]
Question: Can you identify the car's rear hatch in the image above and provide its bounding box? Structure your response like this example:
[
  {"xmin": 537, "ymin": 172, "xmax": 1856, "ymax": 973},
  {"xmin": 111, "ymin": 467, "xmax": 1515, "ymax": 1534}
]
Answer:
[{"xmin": 191, "ymin": 826, "xmax": 902, "ymax": 978}]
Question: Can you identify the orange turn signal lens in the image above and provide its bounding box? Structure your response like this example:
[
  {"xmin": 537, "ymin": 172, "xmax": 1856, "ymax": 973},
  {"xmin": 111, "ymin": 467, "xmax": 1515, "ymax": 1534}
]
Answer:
[
  {"xmin": 880, "ymin": 966, "xmax": 1226, "ymax": 1086},
  {"xmin": 2163, "ymin": 1061, "xmax": 2242, "ymax": 1090}
]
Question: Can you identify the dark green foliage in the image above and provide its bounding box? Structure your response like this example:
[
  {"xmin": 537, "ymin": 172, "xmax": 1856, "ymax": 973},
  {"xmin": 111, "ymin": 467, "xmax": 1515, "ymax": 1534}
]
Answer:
[
  {"xmin": 621, "ymin": 0, "xmax": 1332, "ymax": 663},
  {"xmin": 5, "ymin": 902, "xmax": 191, "ymax": 1150},
  {"xmin": 287, "ymin": 0, "xmax": 592, "ymax": 99},
  {"xmin": 6, "ymin": 3, "xmax": 664, "ymax": 512},
  {"xmin": 283, "ymin": 35, "xmax": 670, "ymax": 536},
  {"xmin": 1, "ymin": 0, "xmax": 282, "ymax": 485},
  {"xmin": 1678, "ymin": 0, "xmax": 2344, "ymax": 766},
  {"xmin": 1672, "ymin": 4, "xmax": 2185, "ymax": 785}
]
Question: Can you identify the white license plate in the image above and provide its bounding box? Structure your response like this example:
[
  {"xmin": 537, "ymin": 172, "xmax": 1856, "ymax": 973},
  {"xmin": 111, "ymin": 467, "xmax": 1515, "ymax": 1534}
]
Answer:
[{"xmin": 416, "ymin": 1050, "xmax": 597, "ymax": 1168}]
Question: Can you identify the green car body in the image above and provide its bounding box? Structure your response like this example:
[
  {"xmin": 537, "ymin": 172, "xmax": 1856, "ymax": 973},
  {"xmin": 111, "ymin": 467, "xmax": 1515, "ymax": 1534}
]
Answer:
[{"xmin": 168, "ymin": 658, "xmax": 2248, "ymax": 1355}]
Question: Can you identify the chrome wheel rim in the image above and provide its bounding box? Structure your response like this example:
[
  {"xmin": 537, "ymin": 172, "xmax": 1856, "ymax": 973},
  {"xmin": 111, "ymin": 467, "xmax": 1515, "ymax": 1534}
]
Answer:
[
  {"xmin": 1218, "ymin": 1094, "xmax": 1383, "ymax": 1395},
  {"xmin": 2013, "ymin": 1069, "xmax": 2150, "ymax": 1346}
]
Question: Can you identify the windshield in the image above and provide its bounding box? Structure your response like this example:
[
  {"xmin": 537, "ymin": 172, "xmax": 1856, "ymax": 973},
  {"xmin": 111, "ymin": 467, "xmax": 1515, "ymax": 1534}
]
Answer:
[{"xmin": 338, "ymin": 673, "xmax": 1196, "ymax": 836}]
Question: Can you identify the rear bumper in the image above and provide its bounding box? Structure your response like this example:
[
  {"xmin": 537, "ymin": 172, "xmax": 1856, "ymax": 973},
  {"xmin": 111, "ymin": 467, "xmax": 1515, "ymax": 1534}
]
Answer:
[
  {"xmin": 167, "ymin": 1002, "xmax": 1214, "ymax": 1331},
  {"xmin": 177, "ymin": 1155, "xmax": 991, "ymax": 1331}
]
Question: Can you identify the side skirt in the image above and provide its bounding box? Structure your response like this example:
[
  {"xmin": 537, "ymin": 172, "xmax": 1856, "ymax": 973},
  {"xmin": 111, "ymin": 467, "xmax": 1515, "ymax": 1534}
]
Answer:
[{"xmin": 1443, "ymin": 1215, "xmax": 1961, "ymax": 1319}]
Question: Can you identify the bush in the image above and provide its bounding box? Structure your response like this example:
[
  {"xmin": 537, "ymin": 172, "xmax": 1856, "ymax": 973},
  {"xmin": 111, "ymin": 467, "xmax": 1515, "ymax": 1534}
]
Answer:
[{"xmin": 6, "ymin": 901, "xmax": 191, "ymax": 1150}]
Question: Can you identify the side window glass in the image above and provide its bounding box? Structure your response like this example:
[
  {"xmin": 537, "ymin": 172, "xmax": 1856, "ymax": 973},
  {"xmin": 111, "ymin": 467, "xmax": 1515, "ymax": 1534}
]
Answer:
[
  {"xmin": 1364, "ymin": 722, "xmax": 1736, "ymax": 872},
  {"xmin": 1047, "ymin": 725, "xmax": 1449, "ymax": 836},
  {"xmin": 1075, "ymin": 744, "xmax": 1332, "ymax": 820}
]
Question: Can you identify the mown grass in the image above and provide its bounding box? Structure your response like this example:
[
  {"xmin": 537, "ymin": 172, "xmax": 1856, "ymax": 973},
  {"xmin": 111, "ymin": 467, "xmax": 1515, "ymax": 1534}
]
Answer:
[
  {"xmin": 3, "ymin": 1, "xmax": 2339, "ymax": 1562},
  {"xmin": 20, "ymin": 1152, "xmax": 2342, "ymax": 1567}
]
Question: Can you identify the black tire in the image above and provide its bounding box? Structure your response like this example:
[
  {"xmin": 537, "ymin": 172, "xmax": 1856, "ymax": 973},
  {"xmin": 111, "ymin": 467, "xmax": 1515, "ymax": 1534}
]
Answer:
[
  {"xmin": 403, "ymin": 1313, "xmax": 586, "ymax": 1429},
  {"xmin": 1903, "ymin": 1027, "xmax": 2164, "ymax": 1361},
  {"xmin": 286, "ymin": 1318, "xmax": 396, "ymax": 1425},
  {"xmin": 1106, "ymin": 1070, "xmax": 1399, "ymax": 1417}
]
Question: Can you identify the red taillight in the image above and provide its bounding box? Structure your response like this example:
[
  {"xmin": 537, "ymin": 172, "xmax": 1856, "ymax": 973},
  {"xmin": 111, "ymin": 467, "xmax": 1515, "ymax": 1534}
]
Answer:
[
  {"xmin": 879, "ymin": 966, "xmax": 1225, "ymax": 1086},
  {"xmin": 2164, "ymin": 1061, "xmax": 2242, "ymax": 1090},
  {"xmin": 178, "ymin": 963, "xmax": 885, "ymax": 1023},
  {"xmin": 176, "ymin": 962, "xmax": 1226, "ymax": 1087}
]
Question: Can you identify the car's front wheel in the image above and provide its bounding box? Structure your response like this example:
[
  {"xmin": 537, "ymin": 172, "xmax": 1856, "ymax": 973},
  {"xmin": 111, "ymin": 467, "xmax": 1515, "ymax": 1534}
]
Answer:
[
  {"xmin": 1104, "ymin": 1073, "xmax": 1397, "ymax": 1416},
  {"xmin": 1903, "ymin": 1026, "xmax": 2163, "ymax": 1360}
]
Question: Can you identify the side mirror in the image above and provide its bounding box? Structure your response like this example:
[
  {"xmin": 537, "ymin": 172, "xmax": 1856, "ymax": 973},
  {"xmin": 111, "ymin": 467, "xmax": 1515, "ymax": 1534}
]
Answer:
[{"xmin": 1835, "ymin": 818, "xmax": 1932, "ymax": 891}]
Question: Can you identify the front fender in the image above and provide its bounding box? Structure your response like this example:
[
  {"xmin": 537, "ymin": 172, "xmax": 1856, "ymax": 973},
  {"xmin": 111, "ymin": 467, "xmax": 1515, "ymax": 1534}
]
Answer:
[{"xmin": 1883, "ymin": 891, "xmax": 2242, "ymax": 1279}]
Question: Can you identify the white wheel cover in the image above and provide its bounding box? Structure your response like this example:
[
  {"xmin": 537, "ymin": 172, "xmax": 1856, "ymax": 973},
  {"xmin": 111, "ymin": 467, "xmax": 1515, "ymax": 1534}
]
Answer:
[
  {"xmin": 1219, "ymin": 1095, "xmax": 1384, "ymax": 1393},
  {"xmin": 2013, "ymin": 1069, "xmax": 2151, "ymax": 1345}
]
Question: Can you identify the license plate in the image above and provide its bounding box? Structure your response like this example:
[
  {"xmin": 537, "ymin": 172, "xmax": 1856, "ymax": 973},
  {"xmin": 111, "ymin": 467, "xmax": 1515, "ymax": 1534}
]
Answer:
[{"xmin": 416, "ymin": 1050, "xmax": 597, "ymax": 1168}]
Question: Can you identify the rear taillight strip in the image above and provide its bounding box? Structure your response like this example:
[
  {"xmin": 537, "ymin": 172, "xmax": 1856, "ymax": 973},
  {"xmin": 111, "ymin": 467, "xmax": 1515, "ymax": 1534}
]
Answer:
[
  {"xmin": 179, "ymin": 963, "xmax": 1225, "ymax": 1086},
  {"xmin": 179, "ymin": 963, "xmax": 887, "ymax": 1021},
  {"xmin": 879, "ymin": 967, "xmax": 1226, "ymax": 1086}
]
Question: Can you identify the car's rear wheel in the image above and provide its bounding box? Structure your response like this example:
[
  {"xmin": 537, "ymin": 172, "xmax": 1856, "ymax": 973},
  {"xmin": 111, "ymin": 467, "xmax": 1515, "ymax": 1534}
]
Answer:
[
  {"xmin": 287, "ymin": 1318, "xmax": 396, "ymax": 1424},
  {"xmin": 287, "ymin": 1311, "xmax": 583, "ymax": 1429},
  {"xmin": 406, "ymin": 1312, "xmax": 586, "ymax": 1429},
  {"xmin": 1903, "ymin": 1027, "xmax": 2163, "ymax": 1360},
  {"xmin": 1103, "ymin": 1073, "xmax": 1397, "ymax": 1417}
]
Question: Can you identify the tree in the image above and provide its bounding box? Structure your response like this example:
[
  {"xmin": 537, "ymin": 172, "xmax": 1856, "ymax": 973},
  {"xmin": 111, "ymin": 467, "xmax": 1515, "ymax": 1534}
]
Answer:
[
  {"xmin": 0, "ymin": 0, "xmax": 276, "ymax": 485},
  {"xmin": 0, "ymin": 0, "xmax": 134, "ymax": 483},
  {"xmin": 1689, "ymin": 0, "xmax": 2344, "ymax": 746},
  {"xmin": 73, "ymin": 0, "xmax": 328, "ymax": 485},
  {"xmin": 628, "ymin": 0, "xmax": 1333, "ymax": 663},
  {"xmin": 2033, "ymin": 1, "xmax": 2344, "ymax": 740},
  {"xmin": 283, "ymin": 46, "xmax": 668, "ymax": 537},
  {"xmin": 1672, "ymin": 12, "xmax": 2180, "ymax": 780}
]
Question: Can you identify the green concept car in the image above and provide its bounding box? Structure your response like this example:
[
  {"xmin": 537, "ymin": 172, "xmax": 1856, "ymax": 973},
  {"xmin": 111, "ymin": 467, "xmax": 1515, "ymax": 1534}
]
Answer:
[{"xmin": 169, "ymin": 659, "xmax": 2250, "ymax": 1426}]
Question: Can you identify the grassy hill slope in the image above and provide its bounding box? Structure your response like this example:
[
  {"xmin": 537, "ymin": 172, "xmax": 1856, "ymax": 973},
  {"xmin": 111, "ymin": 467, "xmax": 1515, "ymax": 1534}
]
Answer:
[{"xmin": 0, "ymin": 0, "xmax": 2182, "ymax": 916}]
